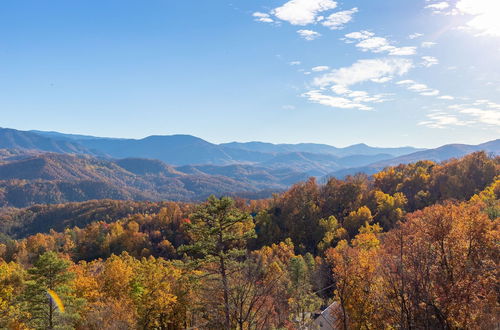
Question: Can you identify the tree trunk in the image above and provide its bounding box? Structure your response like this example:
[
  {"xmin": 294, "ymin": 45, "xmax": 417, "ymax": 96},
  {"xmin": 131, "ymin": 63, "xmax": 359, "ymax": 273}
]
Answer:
[
  {"xmin": 48, "ymin": 298, "xmax": 54, "ymax": 329},
  {"xmin": 220, "ymin": 255, "xmax": 231, "ymax": 329}
]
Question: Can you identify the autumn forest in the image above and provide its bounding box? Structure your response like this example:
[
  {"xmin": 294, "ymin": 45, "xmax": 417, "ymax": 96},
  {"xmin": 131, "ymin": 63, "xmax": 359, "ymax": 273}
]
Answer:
[{"xmin": 0, "ymin": 151, "xmax": 497, "ymax": 329}]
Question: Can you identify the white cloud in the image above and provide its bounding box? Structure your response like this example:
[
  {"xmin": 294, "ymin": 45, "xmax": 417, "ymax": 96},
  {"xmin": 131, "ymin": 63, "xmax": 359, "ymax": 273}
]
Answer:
[
  {"xmin": 421, "ymin": 56, "xmax": 439, "ymax": 67},
  {"xmin": 253, "ymin": 12, "xmax": 274, "ymax": 23},
  {"xmin": 289, "ymin": 61, "xmax": 301, "ymax": 66},
  {"xmin": 311, "ymin": 65, "xmax": 330, "ymax": 72},
  {"xmin": 345, "ymin": 30, "xmax": 374, "ymax": 39},
  {"xmin": 345, "ymin": 31, "xmax": 417, "ymax": 56},
  {"xmin": 472, "ymin": 99, "xmax": 500, "ymax": 109},
  {"xmin": 420, "ymin": 90, "xmax": 440, "ymax": 96},
  {"xmin": 397, "ymin": 80, "xmax": 440, "ymax": 96},
  {"xmin": 409, "ymin": 33, "xmax": 424, "ymax": 39},
  {"xmin": 271, "ymin": 0, "xmax": 338, "ymax": 25},
  {"xmin": 420, "ymin": 100, "xmax": 500, "ymax": 129},
  {"xmin": 303, "ymin": 90, "xmax": 373, "ymax": 110},
  {"xmin": 425, "ymin": 2, "xmax": 450, "ymax": 11},
  {"xmin": 304, "ymin": 58, "xmax": 406, "ymax": 110},
  {"xmin": 421, "ymin": 41, "xmax": 437, "ymax": 48},
  {"xmin": 313, "ymin": 58, "xmax": 413, "ymax": 88},
  {"xmin": 371, "ymin": 76, "xmax": 392, "ymax": 83},
  {"xmin": 389, "ymin": 46, "xmax": 418, "ymax": 56},
  {"xmin": 396, "ymin": 80, "xmax": 415, "ymax": 85},
  {"xmin": 331, "ymin": 84, "xmax": 350, "ymax": 94},
  {"xmin": 297, "ymin": 29, "xmax": 321, "ymax": 40},
  {"xmin": 355, "ymin": 37, "xmax": 391, "ymax": 52},
  {"xmin": 424, "ymin": 0, "xmax": 500, "ymax": 36},
  {"xmin": 439, "ymin": 95, "xmax": 455, "ymax": 100},
  {"xmin": 408, "ymin": 83, "xmax": 430, "ymax": 92},
  {"xmin": 419, "ymin": 112, "xmax": 467, "ymax": 128},
  {"xmin": 321, "ymin": 8, "xmax": 358, "ymax": 30},
  {"xmin": 460, "ymin": 107, "xmax": 500, "ymax": 125},
  {"xmin": 456, "ymin": 0, "xmax": 500, "ymax": 36}
]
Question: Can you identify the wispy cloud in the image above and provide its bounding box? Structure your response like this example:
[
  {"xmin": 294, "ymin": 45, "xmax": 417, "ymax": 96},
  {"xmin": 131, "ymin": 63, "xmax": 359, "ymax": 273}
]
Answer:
[
  {"xmin": 311, "ymin": 65, "xmax": 330, "ymax": 72},
  {"xmin": 425, "ymin": 2, "xmax": 450, "ymax": 12},
  {"xmin": 303, "ymin": 58, "xmax": 410, "ymax": 110},
  {"xmin": 252, "ymin": 12, "xmax": 274, "ymax": 23},
  {"xmin": 397, "ymin": 80, "xmax": 440, "ymax": 96},
  {"xmin": 321, "ymin": 8, "xmax": 358, "ymax": 30},
  {"xmin": 438, "ymin": 95, "xmax": 455, "ymax": 100},
  {"xmin": 419, "ymin": 112, "xmax": 467, "ymax": 128},
  {"xmin": 344, "ymin": 31, "xmax": 417, "ymax": 56},
  {"xmin": 460, "ymin": 107, "xmax": 500, "ymax": 126},
  {"xmin": 409, "ymin": 33, "xmax": 424, "ymax": 39},
  {"xmin": 297, "ymin": 29, "xmax": 321, "ymax": 40},
  {"xmin": 315, "ymin": 58, "xmax": 413, "ymax": 88},
  {"xmin": 345, "ymin": 30, "xmax": 374, "ymax": 40},
  {"xmin": 302, "ymin": 90, "xmax": 373, "ymax": 110},
  {"xmin": 421, "ymin": 41, "xmax": 437, "ymax": 48},
  {"xmin": 420, "ymin": 100, "xmax": 500, "ymax": 128},
  {"xmin": 421, "ymin": 56, "xmax": 439, "ymax": 67}
]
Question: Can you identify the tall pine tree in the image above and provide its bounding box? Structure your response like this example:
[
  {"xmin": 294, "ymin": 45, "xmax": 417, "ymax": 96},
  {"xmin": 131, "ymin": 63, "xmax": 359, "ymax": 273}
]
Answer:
[
  {"xmin": 22, "ymin": 252, "xmax": 83, "ymax": 330},
  {"xmin": 179, "ymin": 196, "xmax": 255, "ymax": 329}
]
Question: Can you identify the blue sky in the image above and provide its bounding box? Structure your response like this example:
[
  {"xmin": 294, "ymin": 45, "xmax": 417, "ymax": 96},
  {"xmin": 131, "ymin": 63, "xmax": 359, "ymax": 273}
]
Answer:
[{"xmin": 0, "ymin": 0, "xmax": 499, "ymax": 148}]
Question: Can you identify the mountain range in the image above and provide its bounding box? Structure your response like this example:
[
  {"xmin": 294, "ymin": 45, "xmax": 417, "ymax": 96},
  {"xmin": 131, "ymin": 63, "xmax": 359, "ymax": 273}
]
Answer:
[
  {"xmin": 0, "ymin": 127, "xmax": 498, "ymax": 207},
  {"xmin": 1, "ymin": 127, "xmax": 425, "ymax": 176}
]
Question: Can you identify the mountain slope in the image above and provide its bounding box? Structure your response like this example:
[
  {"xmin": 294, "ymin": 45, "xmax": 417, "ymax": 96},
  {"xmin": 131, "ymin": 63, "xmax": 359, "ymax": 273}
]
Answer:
[
  {"xmin": 11, "ymin": 128, "xmax": 419, "ymax": 171},
  {"xmin": 0, "ymin": 153, "xmax": 300, "ymax": 207},
  {"xmin": 0, "ymin": 128, "xmax": 94, "ymax": 154},
  {"xmin": 329, "ymin": 139, "xmax": 500, "ymax": 178}
]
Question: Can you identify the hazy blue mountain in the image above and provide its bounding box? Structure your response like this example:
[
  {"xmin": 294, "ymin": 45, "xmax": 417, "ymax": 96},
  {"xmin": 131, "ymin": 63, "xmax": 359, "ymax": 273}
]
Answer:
[
  {"xmin": 220, "ymin": 141, "xmax": 341, "ymax": 155},
  {"xmin": 0, "ymin": 128, "xmax": 94, "ymax": 154},
  {"xmin": 176, "ymin": 163, "xmax": 309, "ymax": 186},
  {"xmin": 4, "ymin": 128, "xmax": 497, "ymax": 181},
  {"xmin": 79, "ymin": 135, "xmax": 272, "ymax": 165},
  {"xmin": 328, "ymin": 139, "xmax": 500, "ymax": 178},
  {"xmin": 334, "ymin": 153, "xmax": 394, "ymax": 168},
  {"xmin": 16, "ymin": 128, "xmax": 418, "ymax": 169},
  {"xmin": 221, "ymin": 141, "xmax": 422, "ymax": 157},
  {"xmin": 29, "ymin": 130, "xmax": 105, "ymax": 141},
  {"xmin": 334, "ymin": 143, "xmax": 422, "ymax": 157}
]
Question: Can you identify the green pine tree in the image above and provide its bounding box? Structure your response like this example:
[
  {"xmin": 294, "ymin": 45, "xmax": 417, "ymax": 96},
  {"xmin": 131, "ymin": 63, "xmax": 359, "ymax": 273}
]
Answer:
[
  {"xmin": 22, "ymin": 252, "xmax": 83, "ymax": 330},
  {"xmin": 179, "ymin": 195, "xmax": 255, "ymax": 330}
]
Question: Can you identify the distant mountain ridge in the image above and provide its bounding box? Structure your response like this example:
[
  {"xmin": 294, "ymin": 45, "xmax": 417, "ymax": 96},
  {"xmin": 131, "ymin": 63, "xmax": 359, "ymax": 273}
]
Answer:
[
  {"xmin": 221, "ymin": 141, "xmax": 420, "ymax": 157},
  {"xmin": 0, "ymin": 127, "xmax": 498, "ymax": 179},
  {"xmin": 0, "ymin": 127, "xmax": 498, "ymax": 207},
  {"xmin": 0, "ymin": 128, "xmax": 95, "ymax": 155},
  {"xmin": 329, "ymin": 139, "xmax": 500, "ymax": 178},
  {"xmin": 25, "ymin": 128, "xmax": 422, "ymax": 162},
  {"xmin": 0, "ymin": 128, "xmax": 418, "ymax": 175}
]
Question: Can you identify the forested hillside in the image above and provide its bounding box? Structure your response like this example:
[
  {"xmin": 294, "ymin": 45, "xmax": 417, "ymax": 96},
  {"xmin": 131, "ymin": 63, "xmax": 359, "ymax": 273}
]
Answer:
[
  {"xmin": 0, "ymin": 152, "xmax": 498, "ymax": 329},
  {"xmin": 0, "ymin": 153, "xmax": 308, "ymax": 207}
]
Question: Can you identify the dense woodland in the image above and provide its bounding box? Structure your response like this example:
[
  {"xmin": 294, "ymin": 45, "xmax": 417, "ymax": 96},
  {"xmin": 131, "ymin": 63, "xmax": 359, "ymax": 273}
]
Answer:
[
  {"xmin": 0, "ymin": 152, "xmax": 498, "ymax": 329},
  {"xmin": 0, "ymin": 152, "xmax": 306, "ymax": 207}
]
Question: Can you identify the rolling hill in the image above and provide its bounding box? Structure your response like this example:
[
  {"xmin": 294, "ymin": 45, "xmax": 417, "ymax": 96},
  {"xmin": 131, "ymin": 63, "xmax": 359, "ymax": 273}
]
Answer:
[{"xmin": 0, "ymin": 153, "xmax": 306, "ymax": 207}]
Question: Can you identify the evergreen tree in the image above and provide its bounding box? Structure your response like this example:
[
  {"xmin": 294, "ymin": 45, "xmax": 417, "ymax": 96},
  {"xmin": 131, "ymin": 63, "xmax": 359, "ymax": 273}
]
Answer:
[
  {"xmin": 179, "ymin": 196, "xmax": 255, "ymax": 329},
  {"xmin": 22, "ymin": 252, "xmax": 83, "ymax": 330}
]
